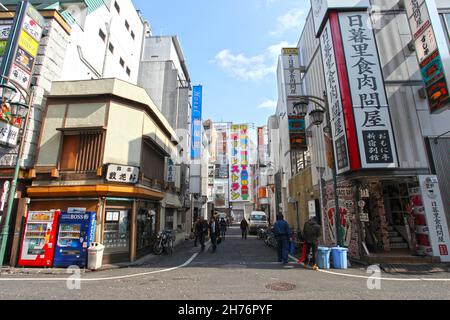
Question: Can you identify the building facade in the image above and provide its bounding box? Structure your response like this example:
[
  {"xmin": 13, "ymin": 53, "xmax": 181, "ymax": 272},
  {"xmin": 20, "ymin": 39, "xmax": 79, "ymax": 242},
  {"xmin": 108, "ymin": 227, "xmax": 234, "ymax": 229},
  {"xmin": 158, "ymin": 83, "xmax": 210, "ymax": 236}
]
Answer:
[{"xmin": 272, "ymin": 0, "xmax": 450, "ymax": 263}]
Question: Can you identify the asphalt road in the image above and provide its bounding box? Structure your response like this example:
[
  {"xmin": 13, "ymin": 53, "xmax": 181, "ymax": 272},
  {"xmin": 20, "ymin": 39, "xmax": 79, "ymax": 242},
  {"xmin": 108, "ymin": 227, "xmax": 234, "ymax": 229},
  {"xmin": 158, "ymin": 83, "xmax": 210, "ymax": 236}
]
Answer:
[{"xmin": 1, "ymin": 225, "xmax": 450, "ymax": 300}]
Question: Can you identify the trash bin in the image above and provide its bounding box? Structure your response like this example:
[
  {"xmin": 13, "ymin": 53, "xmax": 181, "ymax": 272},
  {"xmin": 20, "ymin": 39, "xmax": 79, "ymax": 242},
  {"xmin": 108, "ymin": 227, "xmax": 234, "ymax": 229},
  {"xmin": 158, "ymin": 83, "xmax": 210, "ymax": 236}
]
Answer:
[
  {"xmin": 317, "ymin": 247, "xmax": 331, "ymax": 269},
  {"xmin": 88, "ymin": 243, "xmax": 105, "ymax": 270},
  {"xmin": 331, "ymin": 247, "xmax": 348, "ymax": 269}
]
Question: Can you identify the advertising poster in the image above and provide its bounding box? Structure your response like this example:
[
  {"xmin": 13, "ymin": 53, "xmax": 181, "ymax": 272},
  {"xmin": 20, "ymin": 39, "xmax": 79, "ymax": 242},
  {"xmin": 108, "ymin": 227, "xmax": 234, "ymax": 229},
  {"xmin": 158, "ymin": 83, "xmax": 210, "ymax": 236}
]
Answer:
[
  {"xmin": 229, "ymin": 124, "xmax": 251, "ymax": 202},
  {"xmin": 191, "ymin": 86, "xmax": 203, "ymax": 160}
]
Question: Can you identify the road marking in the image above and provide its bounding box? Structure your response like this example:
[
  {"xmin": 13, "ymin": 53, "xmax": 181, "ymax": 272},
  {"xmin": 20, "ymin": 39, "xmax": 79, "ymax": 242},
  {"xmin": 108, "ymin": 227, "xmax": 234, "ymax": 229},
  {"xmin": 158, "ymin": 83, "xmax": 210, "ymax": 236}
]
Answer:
[
  {"xmin": 0, "ymin": 252, "xmax": 200, "ymax": 283},
  {"xmin": 288, "ymin": 254, "xmax": 450, "ymax": 282}
]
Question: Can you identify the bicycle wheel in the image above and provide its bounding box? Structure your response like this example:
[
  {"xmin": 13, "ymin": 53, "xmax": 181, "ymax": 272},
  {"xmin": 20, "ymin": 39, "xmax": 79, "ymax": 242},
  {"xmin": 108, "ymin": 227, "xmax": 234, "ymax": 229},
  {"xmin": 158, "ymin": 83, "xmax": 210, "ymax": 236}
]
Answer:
[{"xmin": 153, "ymin": 241, "xmax": 163, "ymax": 255}]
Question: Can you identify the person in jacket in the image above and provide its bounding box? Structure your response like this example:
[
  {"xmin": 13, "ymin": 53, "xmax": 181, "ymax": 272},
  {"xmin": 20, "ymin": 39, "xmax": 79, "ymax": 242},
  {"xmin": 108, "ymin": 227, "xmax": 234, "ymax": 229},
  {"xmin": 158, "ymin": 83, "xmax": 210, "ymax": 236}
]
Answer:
[
  {"xmin": 209, "ymin": 216, "xmax": 220, "ymax": 253},
  {"xmin": 219, "ymin": 217, "xmax": 227, "ymax": 240},
  {"xmin": 303, "ymin": 216, "xmax": 322, "ymax": 270},
  {"xmin": 240, "ymin": 218, "xmax": 249, "ymax": 239},
  {"xmin": 272, "ymin": 214, "xmax": 291, "ymax": 264},
  {"xmin": 195, "ymin": 216, "xmax": 208, "ymax": 252},
  {"xmin": 193, "ymin": 218, "xmax": 200, "ymax": 247}
]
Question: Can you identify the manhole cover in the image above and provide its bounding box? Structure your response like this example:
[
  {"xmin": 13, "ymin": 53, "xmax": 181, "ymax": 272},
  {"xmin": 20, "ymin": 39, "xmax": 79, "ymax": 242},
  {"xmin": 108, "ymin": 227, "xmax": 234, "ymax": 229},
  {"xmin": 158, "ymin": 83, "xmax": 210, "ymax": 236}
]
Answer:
[{"xmin": 265, "ymin": 282, "xmax": 296, "ymax": 291}]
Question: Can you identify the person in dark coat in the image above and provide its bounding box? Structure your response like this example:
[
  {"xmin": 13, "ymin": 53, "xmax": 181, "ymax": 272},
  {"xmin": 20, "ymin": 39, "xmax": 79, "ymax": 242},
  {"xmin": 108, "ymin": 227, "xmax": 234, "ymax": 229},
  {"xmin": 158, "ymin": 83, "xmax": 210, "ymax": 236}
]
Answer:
[
  {"xmin": 303, "ymin": 216, "xmax": 322, "ymax": 270},
  {"xmin": 209, "ymin": 216, "xmax": 220, "ymax": 253},
  {"xmin": 195, "ymin": 216, "xmax": 208, "ymax": 252},
  {"xmin": 272, "ymin": 214, "xmax": 291, "ymax": 264},
  {"xmin": 240, "ymin": 218, "xmax": 249, "ymax": 239},
  {"xmin": 219, "ymin": 217, "xmax": 227, "ymax": 240}
]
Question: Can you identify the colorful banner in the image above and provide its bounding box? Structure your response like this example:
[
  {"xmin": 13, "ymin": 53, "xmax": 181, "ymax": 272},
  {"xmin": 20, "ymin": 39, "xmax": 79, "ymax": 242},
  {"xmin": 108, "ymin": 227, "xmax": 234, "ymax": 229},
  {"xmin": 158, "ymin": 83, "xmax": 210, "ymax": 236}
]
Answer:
[
  {"xmin": 229, "ymin": 124, "xmax": 251, "ymax": 202},
  {"xmin": 288, "ymin": 116, "xmax": 307, "ymax": 150},
  {"xmin": 191, "ymin": 85, "xmax": 203, "ymax": 160}
]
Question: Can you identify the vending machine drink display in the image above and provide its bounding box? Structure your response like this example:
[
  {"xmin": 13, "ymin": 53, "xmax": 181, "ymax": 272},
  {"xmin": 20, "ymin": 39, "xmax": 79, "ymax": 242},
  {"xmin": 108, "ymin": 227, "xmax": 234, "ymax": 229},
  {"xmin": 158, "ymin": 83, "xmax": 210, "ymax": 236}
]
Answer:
[
  {"xmin": 18, "ymin": 210, "xmax": 61, "ymax": 267},
  {"xmin": 53, "ymin": 211, "xmax": 97, "ymax": 268}
]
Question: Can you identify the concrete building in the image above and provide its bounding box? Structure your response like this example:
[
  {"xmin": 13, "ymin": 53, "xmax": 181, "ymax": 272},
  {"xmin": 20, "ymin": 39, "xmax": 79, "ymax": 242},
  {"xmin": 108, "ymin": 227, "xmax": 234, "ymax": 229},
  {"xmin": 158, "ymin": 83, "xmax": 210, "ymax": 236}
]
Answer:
[
  {"xmin": 25, "ymin": 78, "xmax": 179, "ymax": 264},
  {"xmin": 272, "ymin": 0, "xmax": 450, "ymax": 263}
]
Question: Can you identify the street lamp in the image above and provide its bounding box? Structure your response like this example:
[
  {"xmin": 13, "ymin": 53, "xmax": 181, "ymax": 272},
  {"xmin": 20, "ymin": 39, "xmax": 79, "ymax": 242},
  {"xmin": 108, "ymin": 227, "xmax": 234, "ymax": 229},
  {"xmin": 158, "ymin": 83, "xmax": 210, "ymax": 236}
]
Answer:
[
  {"xmin": 298, "ymin": 91, "xmax": 343, "ymax": 247},
  {"xmin": 0, "ymin": 79, "xmax": 33, "ymax": 267}
]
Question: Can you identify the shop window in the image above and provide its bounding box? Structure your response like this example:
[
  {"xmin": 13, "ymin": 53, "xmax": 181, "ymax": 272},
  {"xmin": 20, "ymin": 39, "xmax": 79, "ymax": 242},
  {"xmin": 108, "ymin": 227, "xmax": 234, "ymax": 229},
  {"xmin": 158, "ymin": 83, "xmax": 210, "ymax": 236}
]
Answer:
[
  {"xmin": 59, "ymin": 130, "xmax": 105, "ymax": 172},
  {"xmin": 165, "ymin": 210, "xmax": 174, "ymax": 230},
  {"xmin": 141, "ymin": 138, "xmax": 166, "ymax": 182},
  {"xmin": 104, "ymin": 210, "xmax": 130, "ymax": 253}
]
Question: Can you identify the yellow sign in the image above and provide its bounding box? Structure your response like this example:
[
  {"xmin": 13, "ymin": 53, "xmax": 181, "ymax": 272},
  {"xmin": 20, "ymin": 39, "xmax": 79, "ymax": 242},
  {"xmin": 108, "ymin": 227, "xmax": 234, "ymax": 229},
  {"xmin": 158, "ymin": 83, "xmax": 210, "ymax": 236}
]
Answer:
[
  {"xmin": 18, "ymin": 30, "xmax": 39, "ymax": 57},
  {"xmin": 283, "ymin": 48, "xmax": 299, "ymax": 55}
]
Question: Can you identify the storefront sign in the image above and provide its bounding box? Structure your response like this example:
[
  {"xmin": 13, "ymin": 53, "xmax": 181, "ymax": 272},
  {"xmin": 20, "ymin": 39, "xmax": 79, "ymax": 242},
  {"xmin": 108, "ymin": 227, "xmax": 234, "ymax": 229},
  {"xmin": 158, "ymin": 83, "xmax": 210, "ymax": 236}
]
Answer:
[
  {"xmin": 166, "ymin": 158, "xmax": 176, "ymax": 183},
  {"xmin": 0, "ymin": 180, "xmax": 10, "ymax": 223},
  {"xmin": 288, "ymin": 116, "xmax": 307, "ymax": 150},
  {"xmin": 106, "ymin": 164, "xmax": 139, "ymax": 184},
  {"xmin": 339, "ymin": 12, "xmax": 398, "ymax": 168},
  {"xmin": 9, "ymin": 63, "xmax": 31, "ymax": 89},
  {"xmin": 18, "ymin": 30, "xmax": 39, "ymax": 57},
  {"xmin": 419, "ymin": 175, "xmax": 450, "ymax": 262},
  {"xmin": 320, "ymin": 20, "xmax": 350, "ymax": 174},
  {"xmin": 282, "ymin": 48, "xmax": 302, "ymax": 97},
  {"xmin": 405, "ymin": 0, "xmax": 450, "ymax": 113},
  {"xmin": 0, "ymin": 120, "xmax": 20, "ymax": 147},
  {"xmin": 191, "ymin": 85, "xmax": 203, "ymax": 160},
  {"xmin": 0, "ymin": 25, "xmax": 11, "ymax": 40},
  {"xmin": 308, "ymin": 200, "xmax": 316, "ymax": 219},
  {"xmin": 15, "ymin": 47, "xmax": 34, "ymax": 72},
  {"xmin": 22, "ymin": 14, "xmax": 43, "ymax": 42}
]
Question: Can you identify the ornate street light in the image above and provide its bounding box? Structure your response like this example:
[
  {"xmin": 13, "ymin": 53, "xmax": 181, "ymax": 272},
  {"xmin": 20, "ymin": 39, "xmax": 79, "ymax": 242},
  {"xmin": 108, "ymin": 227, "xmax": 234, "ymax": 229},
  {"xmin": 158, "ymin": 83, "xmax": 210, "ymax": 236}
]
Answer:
[
  {"xmin": 0, "ymin": 83, "xmax": 18, "ymax": 102},
  {"xmin": 10, "ymin": 101, "xmax": 29, "ymax": 120},
  {"xmin": 293, "ymin": 100, "xmax": 309, "ymax": 117},
  {"xmin": 309, "ymin": 108, "xmax": 325, "ymax": 126}
]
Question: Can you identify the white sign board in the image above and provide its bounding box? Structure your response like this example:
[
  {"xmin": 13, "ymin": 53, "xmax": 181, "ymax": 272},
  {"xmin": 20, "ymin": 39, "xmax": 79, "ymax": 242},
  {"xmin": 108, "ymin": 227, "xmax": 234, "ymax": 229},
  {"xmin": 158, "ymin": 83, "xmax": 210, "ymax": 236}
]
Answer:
[
  {"xmin": 22, "ymin": 14, "xmax": 43, "ymax": 42},
  {"xmin": 339, "ymin": 11, "xmax": 398, "ymax": 169},
  {"xmin": 308, "ymin": 200, "xmax": 316, "ymax": 218},
  {"xmin": 282, "ymin": 48, "xmax": 302, "ymax": 98},
  {"xmin": 0, "ymin": 25, "xmax": 11, "ymax": 40},
  {"xmin": 106, "ymin": 164, "xmax": 139, "ymax": 184},
  {"xmin": 0, "ymin": 120, "xmax": 20, "ymax": 147},
  {"xmin": 320, "ymin": 20, "xmax": 350, "ymax": 174},
  {"xmin": 419, "ymin": 176, "xmax": 450, "ymax": 262},
  {"xmin": 311, "ymin": 0, "xmax": 370, "ymax": 37}
]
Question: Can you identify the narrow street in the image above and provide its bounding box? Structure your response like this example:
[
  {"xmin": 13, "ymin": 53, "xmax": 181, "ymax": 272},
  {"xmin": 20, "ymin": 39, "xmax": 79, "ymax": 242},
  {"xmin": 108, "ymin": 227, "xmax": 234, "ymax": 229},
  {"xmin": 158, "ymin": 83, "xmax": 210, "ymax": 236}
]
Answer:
[{"xmin": 1, "ymin": 226, "xmax": 449, "ymax": 300}]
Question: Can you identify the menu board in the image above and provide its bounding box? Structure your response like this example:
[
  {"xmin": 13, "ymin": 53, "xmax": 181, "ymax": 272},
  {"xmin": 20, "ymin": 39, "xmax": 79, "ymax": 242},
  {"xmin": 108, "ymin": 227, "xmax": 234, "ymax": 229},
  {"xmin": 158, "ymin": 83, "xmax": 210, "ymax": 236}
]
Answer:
[{"xmin": 104, "ymin": 210, "xmax": 129, "ymax": 253}]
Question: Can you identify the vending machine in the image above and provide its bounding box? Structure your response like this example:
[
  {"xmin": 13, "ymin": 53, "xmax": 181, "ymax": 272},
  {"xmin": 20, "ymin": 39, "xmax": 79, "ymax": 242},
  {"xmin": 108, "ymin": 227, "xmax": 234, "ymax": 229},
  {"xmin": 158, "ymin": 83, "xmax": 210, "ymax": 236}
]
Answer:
[
  {"xmin": 18, "ymin": 210, "xmax": 61, "ymax": 267},
  {"xmin": 53, "ymin": 211, "xmax": 97, "ymax": 268}
]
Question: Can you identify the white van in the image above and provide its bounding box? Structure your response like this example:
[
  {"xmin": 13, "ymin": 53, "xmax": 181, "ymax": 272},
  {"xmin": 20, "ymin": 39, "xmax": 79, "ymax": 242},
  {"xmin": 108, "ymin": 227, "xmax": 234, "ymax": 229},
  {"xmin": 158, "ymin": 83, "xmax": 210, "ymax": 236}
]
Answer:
[{"xmin": 248, "ymin": 211, "xmax": 268, "ymax": 235}]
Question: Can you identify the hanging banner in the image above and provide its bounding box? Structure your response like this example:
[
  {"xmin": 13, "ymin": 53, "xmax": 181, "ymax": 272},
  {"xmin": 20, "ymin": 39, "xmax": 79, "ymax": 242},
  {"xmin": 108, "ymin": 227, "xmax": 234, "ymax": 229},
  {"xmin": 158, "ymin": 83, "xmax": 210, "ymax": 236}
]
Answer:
[
  {"xmin": 418, "ymin": 176, "xmax": 450, "ymax": 262},
  {"xmin": 319, "ymin": 20, "xmax": 351, "ymax": 174},
  {"xmin": 339, "ymin": 11, "xmax": 398, "ymax": 169},
  {"xmin": 229, "ymin": 124, "xmax": 251, "ymax": 202},
  {"xmin": 191, "ymin": 86, "xmax": 203, "ymax": 160},
  {"xmin": 405, "ymin": 0, "xmax": 450, "ymax": 113},
  {"xmin": 282, "ymin": 48, "xmax": 302, "ymax": 98}
]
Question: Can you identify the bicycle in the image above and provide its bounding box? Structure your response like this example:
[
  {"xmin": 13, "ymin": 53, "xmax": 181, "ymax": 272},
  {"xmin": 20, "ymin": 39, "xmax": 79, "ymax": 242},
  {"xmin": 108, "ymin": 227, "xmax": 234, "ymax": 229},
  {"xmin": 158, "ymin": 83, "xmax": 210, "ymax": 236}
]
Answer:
[
  {"xmin": 153, "ymin": 230, "xmax": 175, "ymax": 255},
  {"xmin": 264, "ymin": 229, "xmax": 277, "ymax": 248}
]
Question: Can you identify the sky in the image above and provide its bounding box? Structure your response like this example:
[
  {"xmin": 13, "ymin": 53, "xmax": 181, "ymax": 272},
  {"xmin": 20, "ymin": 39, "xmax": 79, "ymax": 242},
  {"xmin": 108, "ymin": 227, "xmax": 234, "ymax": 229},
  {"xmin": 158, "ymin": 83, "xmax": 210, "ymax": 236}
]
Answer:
[{"xmin": 132, "ymin": 0, "xmax": 310, "ymax": 127}]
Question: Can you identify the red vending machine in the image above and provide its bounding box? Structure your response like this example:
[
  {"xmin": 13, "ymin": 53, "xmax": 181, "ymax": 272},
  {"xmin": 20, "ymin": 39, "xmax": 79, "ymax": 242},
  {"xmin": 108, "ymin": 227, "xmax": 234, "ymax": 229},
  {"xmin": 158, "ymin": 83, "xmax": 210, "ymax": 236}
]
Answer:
[{"xmin": 18, "ymin": 210, "xmax": 61, "ymax": 267}]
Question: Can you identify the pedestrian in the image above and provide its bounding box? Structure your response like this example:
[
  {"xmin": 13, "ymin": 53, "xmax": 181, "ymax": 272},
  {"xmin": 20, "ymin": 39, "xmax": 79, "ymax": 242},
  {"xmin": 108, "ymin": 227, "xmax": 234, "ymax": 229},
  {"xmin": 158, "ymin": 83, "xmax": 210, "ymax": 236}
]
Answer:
[
  {"xmin": 195, "ymin": 216, "xmax": 208, "ymax": 252},
  {"xmin": 219, "ymin": 217, "xmax": 227, "ymax": 240},
  {"xmin": 193, "ymin": 218, "xmax": 200, "ymax": 247},
  {"xmin": 240, "ymin": 218, "xmax": 249, "ymax": 239},
  {"xmin": 272, "ymin": 214, "xmax": 291, "ymax": 265},
  {"xmin": 209, "ymin": 216, "xmax": 219, "ymax": 253},
  {"xmin": 303, "ymin": 216, "xmax": 322, "ymax": 270}
]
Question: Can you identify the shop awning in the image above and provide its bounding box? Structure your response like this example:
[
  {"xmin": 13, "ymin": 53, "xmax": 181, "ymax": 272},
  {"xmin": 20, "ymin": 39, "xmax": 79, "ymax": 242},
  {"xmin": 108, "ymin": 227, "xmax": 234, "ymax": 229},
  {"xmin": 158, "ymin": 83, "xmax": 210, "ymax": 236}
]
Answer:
[
  {"xmin": 161, "ymin": 192, "xmax": 183, "ymax": 209},
  {"xmin": 27, "ymin": 184, "xmax": 165, "ymax": 201}
]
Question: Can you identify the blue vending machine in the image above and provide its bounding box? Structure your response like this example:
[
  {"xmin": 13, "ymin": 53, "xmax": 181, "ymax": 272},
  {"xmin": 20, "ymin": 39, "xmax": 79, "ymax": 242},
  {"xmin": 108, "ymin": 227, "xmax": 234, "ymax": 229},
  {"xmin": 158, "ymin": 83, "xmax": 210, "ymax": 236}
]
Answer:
[{"xmin": 54, "ymin": 210, "xmax": 97, "ymax": 268}]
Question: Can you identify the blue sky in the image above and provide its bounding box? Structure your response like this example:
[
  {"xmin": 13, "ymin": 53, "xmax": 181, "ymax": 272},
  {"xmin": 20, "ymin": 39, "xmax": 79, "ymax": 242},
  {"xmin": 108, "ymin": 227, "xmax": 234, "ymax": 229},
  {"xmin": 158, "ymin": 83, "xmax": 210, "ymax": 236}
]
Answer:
[{"xmin": 132, "ymin": 0, "xmax": 309, "ymax": 126}]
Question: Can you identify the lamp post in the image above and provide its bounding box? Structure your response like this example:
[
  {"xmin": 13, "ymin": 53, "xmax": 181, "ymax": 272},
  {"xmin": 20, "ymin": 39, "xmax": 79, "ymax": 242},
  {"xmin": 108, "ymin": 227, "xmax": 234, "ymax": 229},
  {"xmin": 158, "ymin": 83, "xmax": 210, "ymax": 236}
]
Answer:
[
  {"xmin": 0, "ymin": 79, "xmax": 33, "ymax": 267},
  {"xmin": 294, "ymin": 91, "xmax": 343, "ymax": 247}
]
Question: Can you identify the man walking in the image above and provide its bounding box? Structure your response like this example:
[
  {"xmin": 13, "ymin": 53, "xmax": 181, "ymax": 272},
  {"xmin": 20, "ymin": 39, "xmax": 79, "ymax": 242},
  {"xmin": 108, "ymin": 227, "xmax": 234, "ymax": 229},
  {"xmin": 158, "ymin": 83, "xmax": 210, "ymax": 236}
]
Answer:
[
  {"xmin": 272, "ymin": 214, "xmax": 291, "ymax": 265},
  {"xmin": 303, "ymin": 216, "xmax": 322, "ymax": 270},
  {"xmin": 195, "ymin": 216, "xmax": 208, "ymax": 252},
  {"xmin": 209, "ymin": 216, "xmax": 219, "ymax": 253},
  {"xmin": 240, "ymin": 218, "xmax": 249, "ymax": 240},
  {"xmin": 219, "ymin": 217, "xmax": 227, "ymax": 240}
]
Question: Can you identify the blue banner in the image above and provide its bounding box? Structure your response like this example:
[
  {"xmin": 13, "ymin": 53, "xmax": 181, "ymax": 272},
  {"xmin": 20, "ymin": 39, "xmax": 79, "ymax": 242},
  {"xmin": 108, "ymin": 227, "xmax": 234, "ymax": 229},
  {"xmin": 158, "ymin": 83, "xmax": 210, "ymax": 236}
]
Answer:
[{"xmin": 191, "ymin": 85, "xmax": 203, "ymax": 160}]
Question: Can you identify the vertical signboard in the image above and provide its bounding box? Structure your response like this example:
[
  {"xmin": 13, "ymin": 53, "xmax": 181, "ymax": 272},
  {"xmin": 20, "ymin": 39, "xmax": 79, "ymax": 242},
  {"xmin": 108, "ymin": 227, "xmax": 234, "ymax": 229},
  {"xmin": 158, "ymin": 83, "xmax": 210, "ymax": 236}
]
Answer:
[
  {"xmin": 191, "ymin": 85, "xmax": 203, "ymax": 160},
  {"xmin": 282, "ymin": 48, "xmax": 302, "ymax": 98},
  {"xmin": 320, "ymin": 20, "xmax": 351, "ymax": 174},
  {"xmin": 338, "ymin": 12, "xmax": 398, "ymax": 169},
  {"xmin": 405, "ymin": 0, "xmax": 450, "ymax": 113},
  {"xmin": 229, "ymin": 124, "xmax": 251, "ymax": 202},
  {"xmin": 418, "ymin": 176, "xmax": 450, "ymax": 262},
  {"xmin": 288, "ymin": 116, "xmax": 307, "ymax": 150}
]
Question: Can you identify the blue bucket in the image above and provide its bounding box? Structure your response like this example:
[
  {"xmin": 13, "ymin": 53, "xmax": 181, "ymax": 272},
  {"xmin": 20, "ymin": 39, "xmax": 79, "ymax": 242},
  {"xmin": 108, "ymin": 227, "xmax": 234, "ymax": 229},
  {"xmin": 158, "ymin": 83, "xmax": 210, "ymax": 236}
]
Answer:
[
  {"xmin": 331, "ymin": 247, "xmax": 348, "ymax": 269},
  {"xmin": 317, "ymin": 247, "xmax": 331, "ymax": 269}
]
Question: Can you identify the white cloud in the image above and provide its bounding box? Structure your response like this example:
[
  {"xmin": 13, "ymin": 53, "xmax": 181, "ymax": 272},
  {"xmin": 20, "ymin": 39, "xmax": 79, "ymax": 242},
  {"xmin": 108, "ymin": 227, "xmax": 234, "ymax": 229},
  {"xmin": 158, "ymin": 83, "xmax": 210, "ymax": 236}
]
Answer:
[
  {"xmin": 211, "ymin": 41, "xmax": 295, "ymax": 82},
  {"xmin": 270, "ymin": 7, "xmax": 305, "ymax": 36},
  {"xmin": 258, "ymin": 99, "xmax": 277, "ymax": 110}
]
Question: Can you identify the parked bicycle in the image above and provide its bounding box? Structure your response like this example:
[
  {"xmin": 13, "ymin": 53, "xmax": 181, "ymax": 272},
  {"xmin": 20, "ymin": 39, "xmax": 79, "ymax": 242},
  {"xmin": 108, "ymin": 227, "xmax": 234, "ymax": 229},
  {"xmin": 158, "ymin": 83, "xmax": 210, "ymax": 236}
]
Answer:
[
  {"xmin": 264, "ymin": 228, "xmax": 277, "ymax": 248},
  {"xmin": 257, "ymin": 227, "xmax": 267, "ymax": 240},
  {"xmin": 153, "ymin": 230, "xmax": 175, "ymax": 255}
]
